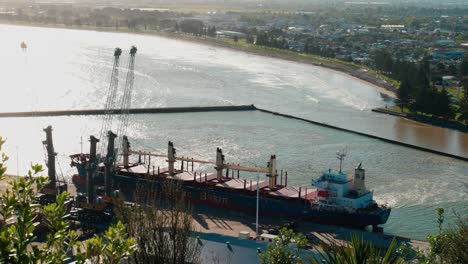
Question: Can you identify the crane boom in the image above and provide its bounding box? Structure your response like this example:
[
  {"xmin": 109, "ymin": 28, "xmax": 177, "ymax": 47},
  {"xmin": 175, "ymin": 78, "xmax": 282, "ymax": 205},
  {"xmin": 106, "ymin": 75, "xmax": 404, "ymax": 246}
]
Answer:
[
  {"xmin": 99, "ymin": 48, "xmax": 122, "ymax": 157},
  {"xmin": 117, "ymin": 46, "xmax": 137, "ymax": 148}
]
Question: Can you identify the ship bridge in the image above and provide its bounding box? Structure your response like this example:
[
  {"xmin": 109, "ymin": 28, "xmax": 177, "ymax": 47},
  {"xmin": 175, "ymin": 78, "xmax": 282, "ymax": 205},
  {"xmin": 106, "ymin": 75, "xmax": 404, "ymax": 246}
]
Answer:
[{"xmin": 316, "ymin": 170, "xmax": 352, "ymax": 184}]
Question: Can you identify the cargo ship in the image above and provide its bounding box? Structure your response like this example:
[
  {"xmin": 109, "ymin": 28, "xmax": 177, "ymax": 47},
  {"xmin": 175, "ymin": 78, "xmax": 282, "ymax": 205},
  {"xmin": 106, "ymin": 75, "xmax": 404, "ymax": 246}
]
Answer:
[{"xmin": 69, "ymin": 132, "xmax": 391, "ymax": 230}]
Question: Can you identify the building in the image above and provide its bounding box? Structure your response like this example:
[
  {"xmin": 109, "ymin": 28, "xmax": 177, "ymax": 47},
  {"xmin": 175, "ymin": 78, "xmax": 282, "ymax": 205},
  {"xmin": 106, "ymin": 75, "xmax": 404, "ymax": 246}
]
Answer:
[
  {"xmin": 198, "ymin": 232, "xmax": 317, "ymax": 263},
  {"xmin": 432, "ymin": 50, "xmax": 465, "ymax": 62},
  {"xmin": 216, "ymin": 31, "xmax": 247, "ymax": 39}
]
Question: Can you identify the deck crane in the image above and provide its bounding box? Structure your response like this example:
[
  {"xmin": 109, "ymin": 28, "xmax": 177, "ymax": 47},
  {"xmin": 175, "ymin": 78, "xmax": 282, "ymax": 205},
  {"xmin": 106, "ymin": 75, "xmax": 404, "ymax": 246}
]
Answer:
[{"xmin": 37, "ymin": 126, "xmax": 68, "ymax": 204}]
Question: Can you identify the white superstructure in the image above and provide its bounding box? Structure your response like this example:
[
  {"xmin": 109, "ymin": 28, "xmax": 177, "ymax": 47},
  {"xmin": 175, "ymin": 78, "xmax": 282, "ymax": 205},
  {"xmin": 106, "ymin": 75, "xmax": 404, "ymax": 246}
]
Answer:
[{"xmin": 311, "ymin": 151, "xmax": 377, "ymax": 212}]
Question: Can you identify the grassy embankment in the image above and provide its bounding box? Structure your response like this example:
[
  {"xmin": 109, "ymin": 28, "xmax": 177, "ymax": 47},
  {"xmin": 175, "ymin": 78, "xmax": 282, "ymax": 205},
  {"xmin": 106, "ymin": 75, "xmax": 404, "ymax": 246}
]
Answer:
[{"xmin": 388, "ymin": 88, "xmax": 467, "ymax": 128}]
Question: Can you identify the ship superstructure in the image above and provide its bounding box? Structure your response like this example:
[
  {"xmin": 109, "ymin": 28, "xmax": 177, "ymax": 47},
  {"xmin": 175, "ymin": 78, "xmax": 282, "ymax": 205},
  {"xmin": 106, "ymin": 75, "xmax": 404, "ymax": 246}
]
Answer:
[{"xmin": 312, "ymin": 151, "xmax": 377, "ymax": 213}]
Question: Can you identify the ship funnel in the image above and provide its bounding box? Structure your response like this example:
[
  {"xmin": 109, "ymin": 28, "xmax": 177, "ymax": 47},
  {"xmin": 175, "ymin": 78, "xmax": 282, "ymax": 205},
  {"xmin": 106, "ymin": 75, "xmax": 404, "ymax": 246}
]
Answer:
[
  {"xmin": 104, "ymin": 131, "xmax": 117, "ymax": 197},
  {"xmin": 43, "ymin": 126, "xmax": 56, "ymax": 185},
  {"xmin": 87, "ymin": 135, "xmax": 99, "ymax": 203},
  {"xmin": 267, "ymin": 155, "xmax": 278, "ymax": 189},
  {"xmin": 354, "ymin": 163, "xmax": 366, "ymax": 193},
  {"xmin": 122, "ymin": 135, "xmax": 130, "ymax": 167},
  {"xmin": 215, "ymin": 148, "xmax": 225, "ymax": 180},
  {"xmin": 167, "ymin": 141, "xmax": 176, "ymax": 176}
]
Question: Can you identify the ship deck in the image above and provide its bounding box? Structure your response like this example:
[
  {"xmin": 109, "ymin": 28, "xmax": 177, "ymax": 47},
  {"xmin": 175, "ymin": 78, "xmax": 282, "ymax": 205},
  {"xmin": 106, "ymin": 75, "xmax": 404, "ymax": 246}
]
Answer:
[
  {"xmin": 114, "ymin": 163, "xmax": 317, "ymax": 201},
  {"xmin": 269, "ymin": 186, "xmax": 317, "ymax": 201}
]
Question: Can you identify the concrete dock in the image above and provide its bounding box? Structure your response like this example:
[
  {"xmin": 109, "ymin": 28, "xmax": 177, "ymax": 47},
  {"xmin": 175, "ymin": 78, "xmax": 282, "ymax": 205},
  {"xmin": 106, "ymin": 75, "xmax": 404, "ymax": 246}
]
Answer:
[{"xmin": 192, "ymin": 205, "xmax": 429, "ymax": 252}]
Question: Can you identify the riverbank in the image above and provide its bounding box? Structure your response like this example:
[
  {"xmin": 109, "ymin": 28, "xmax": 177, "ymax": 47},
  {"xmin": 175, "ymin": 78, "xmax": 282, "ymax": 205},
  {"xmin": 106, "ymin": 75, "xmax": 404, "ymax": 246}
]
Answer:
[
  {"xmin": 372, "ymin": 107, "xmax": 468, "ymax": 134},
  {"xmin": 0, "ymin": 20, "xmax": 397, "ymax": 98}
]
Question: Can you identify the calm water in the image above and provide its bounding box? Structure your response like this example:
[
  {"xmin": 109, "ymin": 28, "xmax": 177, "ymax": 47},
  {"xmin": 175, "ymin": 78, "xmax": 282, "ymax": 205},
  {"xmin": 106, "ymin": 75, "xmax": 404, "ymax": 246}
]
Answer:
[{"xmin": 0, "ymin": 24, "xmax": 467, "ymax": 240}]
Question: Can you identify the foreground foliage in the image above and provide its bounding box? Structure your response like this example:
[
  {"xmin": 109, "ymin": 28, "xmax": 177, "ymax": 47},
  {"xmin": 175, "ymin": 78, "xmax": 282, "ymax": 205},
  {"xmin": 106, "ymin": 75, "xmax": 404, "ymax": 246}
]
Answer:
[
  {"xmin": 309, "ymin": 235, "xmax": 406, "ymax": 264},
  {"xmin": 0, "ymin": 136, "xmax": 135, "ymax": 263},
  {"xmin": 259, "ymin": 227, "xmax": 308, "ymax": 264},
  {"xmin": 259, "ymin": 226, "xmax": 405, "ymax": 264},
  {"xmin": 437, "ymin": 215, "xmax": 468, "ymax": 263},
  {"xmin": 417, "ymin": 208, "xmax": 468, "ymax": 264},
  {"xmin": 115, "ymin": 181, "xmax": 201, "ymax": 264}
]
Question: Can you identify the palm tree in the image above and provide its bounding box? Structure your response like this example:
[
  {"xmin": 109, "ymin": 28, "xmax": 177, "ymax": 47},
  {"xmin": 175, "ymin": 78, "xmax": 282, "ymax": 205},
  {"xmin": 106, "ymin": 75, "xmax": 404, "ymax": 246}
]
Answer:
[{"xmin": 306, "ymin": 234, "xmax": 407, "ymax": 264}]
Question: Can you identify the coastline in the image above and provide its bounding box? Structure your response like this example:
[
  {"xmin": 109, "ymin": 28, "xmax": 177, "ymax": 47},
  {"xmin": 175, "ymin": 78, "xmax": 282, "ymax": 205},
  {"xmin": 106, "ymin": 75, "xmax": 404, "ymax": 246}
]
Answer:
[
  {"xmin": 0, "ymin": 21, "xmax": 397, "ymax": 98},
  {"xmin": 372, "ymin": 108, "xmax": 468, "ymax": 133}
]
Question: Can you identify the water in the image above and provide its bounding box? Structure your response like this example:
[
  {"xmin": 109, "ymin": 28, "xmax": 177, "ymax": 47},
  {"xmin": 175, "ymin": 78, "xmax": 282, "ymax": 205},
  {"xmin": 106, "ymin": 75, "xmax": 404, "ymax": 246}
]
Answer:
[{"xmin": 0, "ymin": 24, "xmax": 467, "ymax": 240}]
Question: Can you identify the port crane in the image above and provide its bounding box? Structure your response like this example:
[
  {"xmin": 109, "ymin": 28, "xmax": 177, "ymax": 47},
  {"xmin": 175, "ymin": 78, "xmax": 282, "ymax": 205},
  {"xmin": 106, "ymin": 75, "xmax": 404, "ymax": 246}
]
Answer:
[
  {"xmin": 73, "ymin": 47, "xmax": 138, "ymax": 221},
  {"xmin": 117, "ymin": 46, "xmax": 138, "ymax": 144},
  {"xmin": 98, "ymin": 47, "xmax": 122, "ymax": 158},
  {"xmin": 96, "ymin": 46, "xmax": 138, "ymax": 195},
  {"xmin": 98, "ymin": 46, "xmax": 137, "ymax": 198},
  {"xmin": 96, "ymin": 46, "xmax": 137, "ymax": 159}
]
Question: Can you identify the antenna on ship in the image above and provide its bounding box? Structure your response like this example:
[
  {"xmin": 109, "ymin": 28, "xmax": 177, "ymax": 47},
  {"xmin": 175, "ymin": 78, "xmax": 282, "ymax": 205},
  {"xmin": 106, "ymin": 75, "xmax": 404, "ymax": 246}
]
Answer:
[
  {"xmin": 80, "ymin": 136, "xmax": 83, "ymax": 155},
  {"xmin": 336, "ymin": 148, "xmax": 346, "ymax": 173}
]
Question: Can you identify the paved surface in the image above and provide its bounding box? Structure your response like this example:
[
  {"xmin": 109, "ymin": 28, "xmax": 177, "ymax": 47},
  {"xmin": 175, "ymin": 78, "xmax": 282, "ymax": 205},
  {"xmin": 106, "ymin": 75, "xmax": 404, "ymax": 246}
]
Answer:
[{"xmin": 193, "ymin": 206, "xmax": 429, "ymax": 251}]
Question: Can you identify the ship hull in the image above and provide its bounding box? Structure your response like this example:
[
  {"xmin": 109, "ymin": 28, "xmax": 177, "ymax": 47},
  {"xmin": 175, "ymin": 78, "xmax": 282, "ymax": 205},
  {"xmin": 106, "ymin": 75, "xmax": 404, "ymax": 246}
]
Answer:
[{"xmin": 72, "ymin": 172, "xmax": 390, "ymax": 228}]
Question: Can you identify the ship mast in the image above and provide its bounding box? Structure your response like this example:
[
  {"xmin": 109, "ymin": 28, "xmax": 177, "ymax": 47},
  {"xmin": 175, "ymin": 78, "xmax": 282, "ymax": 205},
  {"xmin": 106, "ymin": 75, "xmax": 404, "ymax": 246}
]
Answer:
[
  {"xmin": 215, "ymin": 148, "xmax": 225, "ymax": 180},
  {"xmin": 256, "ymin": 172, "xmax": 260, "ymax": 238},
  {"xmin": 336, "ymin": 149, "xmax": 346, "ymax": 173},
  {"xmin": 87, "ymin": 136, "xmax": 99, "ymax": 204},
  {"xmin": 167, "ymin": 141, "xmax": 176, "ymax": 176},
  {"xmin": 43, "ymin": 126, "xmax": 56, "ymax": 185},
  {"xmin": 104, "ymin": 131, "xmax": 117, "ymax": 197}
]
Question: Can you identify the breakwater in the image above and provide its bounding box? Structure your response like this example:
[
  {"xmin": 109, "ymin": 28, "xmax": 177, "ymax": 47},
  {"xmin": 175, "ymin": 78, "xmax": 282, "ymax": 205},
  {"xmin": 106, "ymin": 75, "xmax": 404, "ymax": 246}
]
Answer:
[
  {"xmin": 0, "ymin": 105, "xmax": 256, "ymax": 118},
  {"xmin": 1, "ymin": 105, "xmax": 466, "ymax": 162},
  {"xmin": 255, "ymin": 108, "xmax": 468, "ymax": 162}
]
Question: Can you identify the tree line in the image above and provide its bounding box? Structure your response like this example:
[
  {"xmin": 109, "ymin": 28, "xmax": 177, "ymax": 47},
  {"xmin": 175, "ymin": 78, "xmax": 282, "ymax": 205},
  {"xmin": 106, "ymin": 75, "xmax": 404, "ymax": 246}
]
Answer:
[
  {"xmin": 372, "ymin": 50, "xmax": 468, "ymax": 122},
  {"xmin": 304, "ymin": 38, "xmax": 336, "ymax": 58},
  {"xmin": 255, "ymin": 31, "xmax": 289, "ymax": 49}
]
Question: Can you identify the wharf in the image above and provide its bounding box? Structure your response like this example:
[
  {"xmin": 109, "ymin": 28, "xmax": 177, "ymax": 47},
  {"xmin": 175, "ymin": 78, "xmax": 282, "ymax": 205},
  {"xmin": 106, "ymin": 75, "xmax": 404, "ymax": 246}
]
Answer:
[{"xmin": 193, "ymin": 205, "xmax": 429, "ymax": 252}]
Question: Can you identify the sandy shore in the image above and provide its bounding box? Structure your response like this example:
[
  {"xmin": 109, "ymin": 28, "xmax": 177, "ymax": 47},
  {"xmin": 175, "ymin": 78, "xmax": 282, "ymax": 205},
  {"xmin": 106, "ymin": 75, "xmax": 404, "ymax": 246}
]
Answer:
[{"xmin": 0, "ymin": 21, "xmax": 397, "ymax": 98}]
